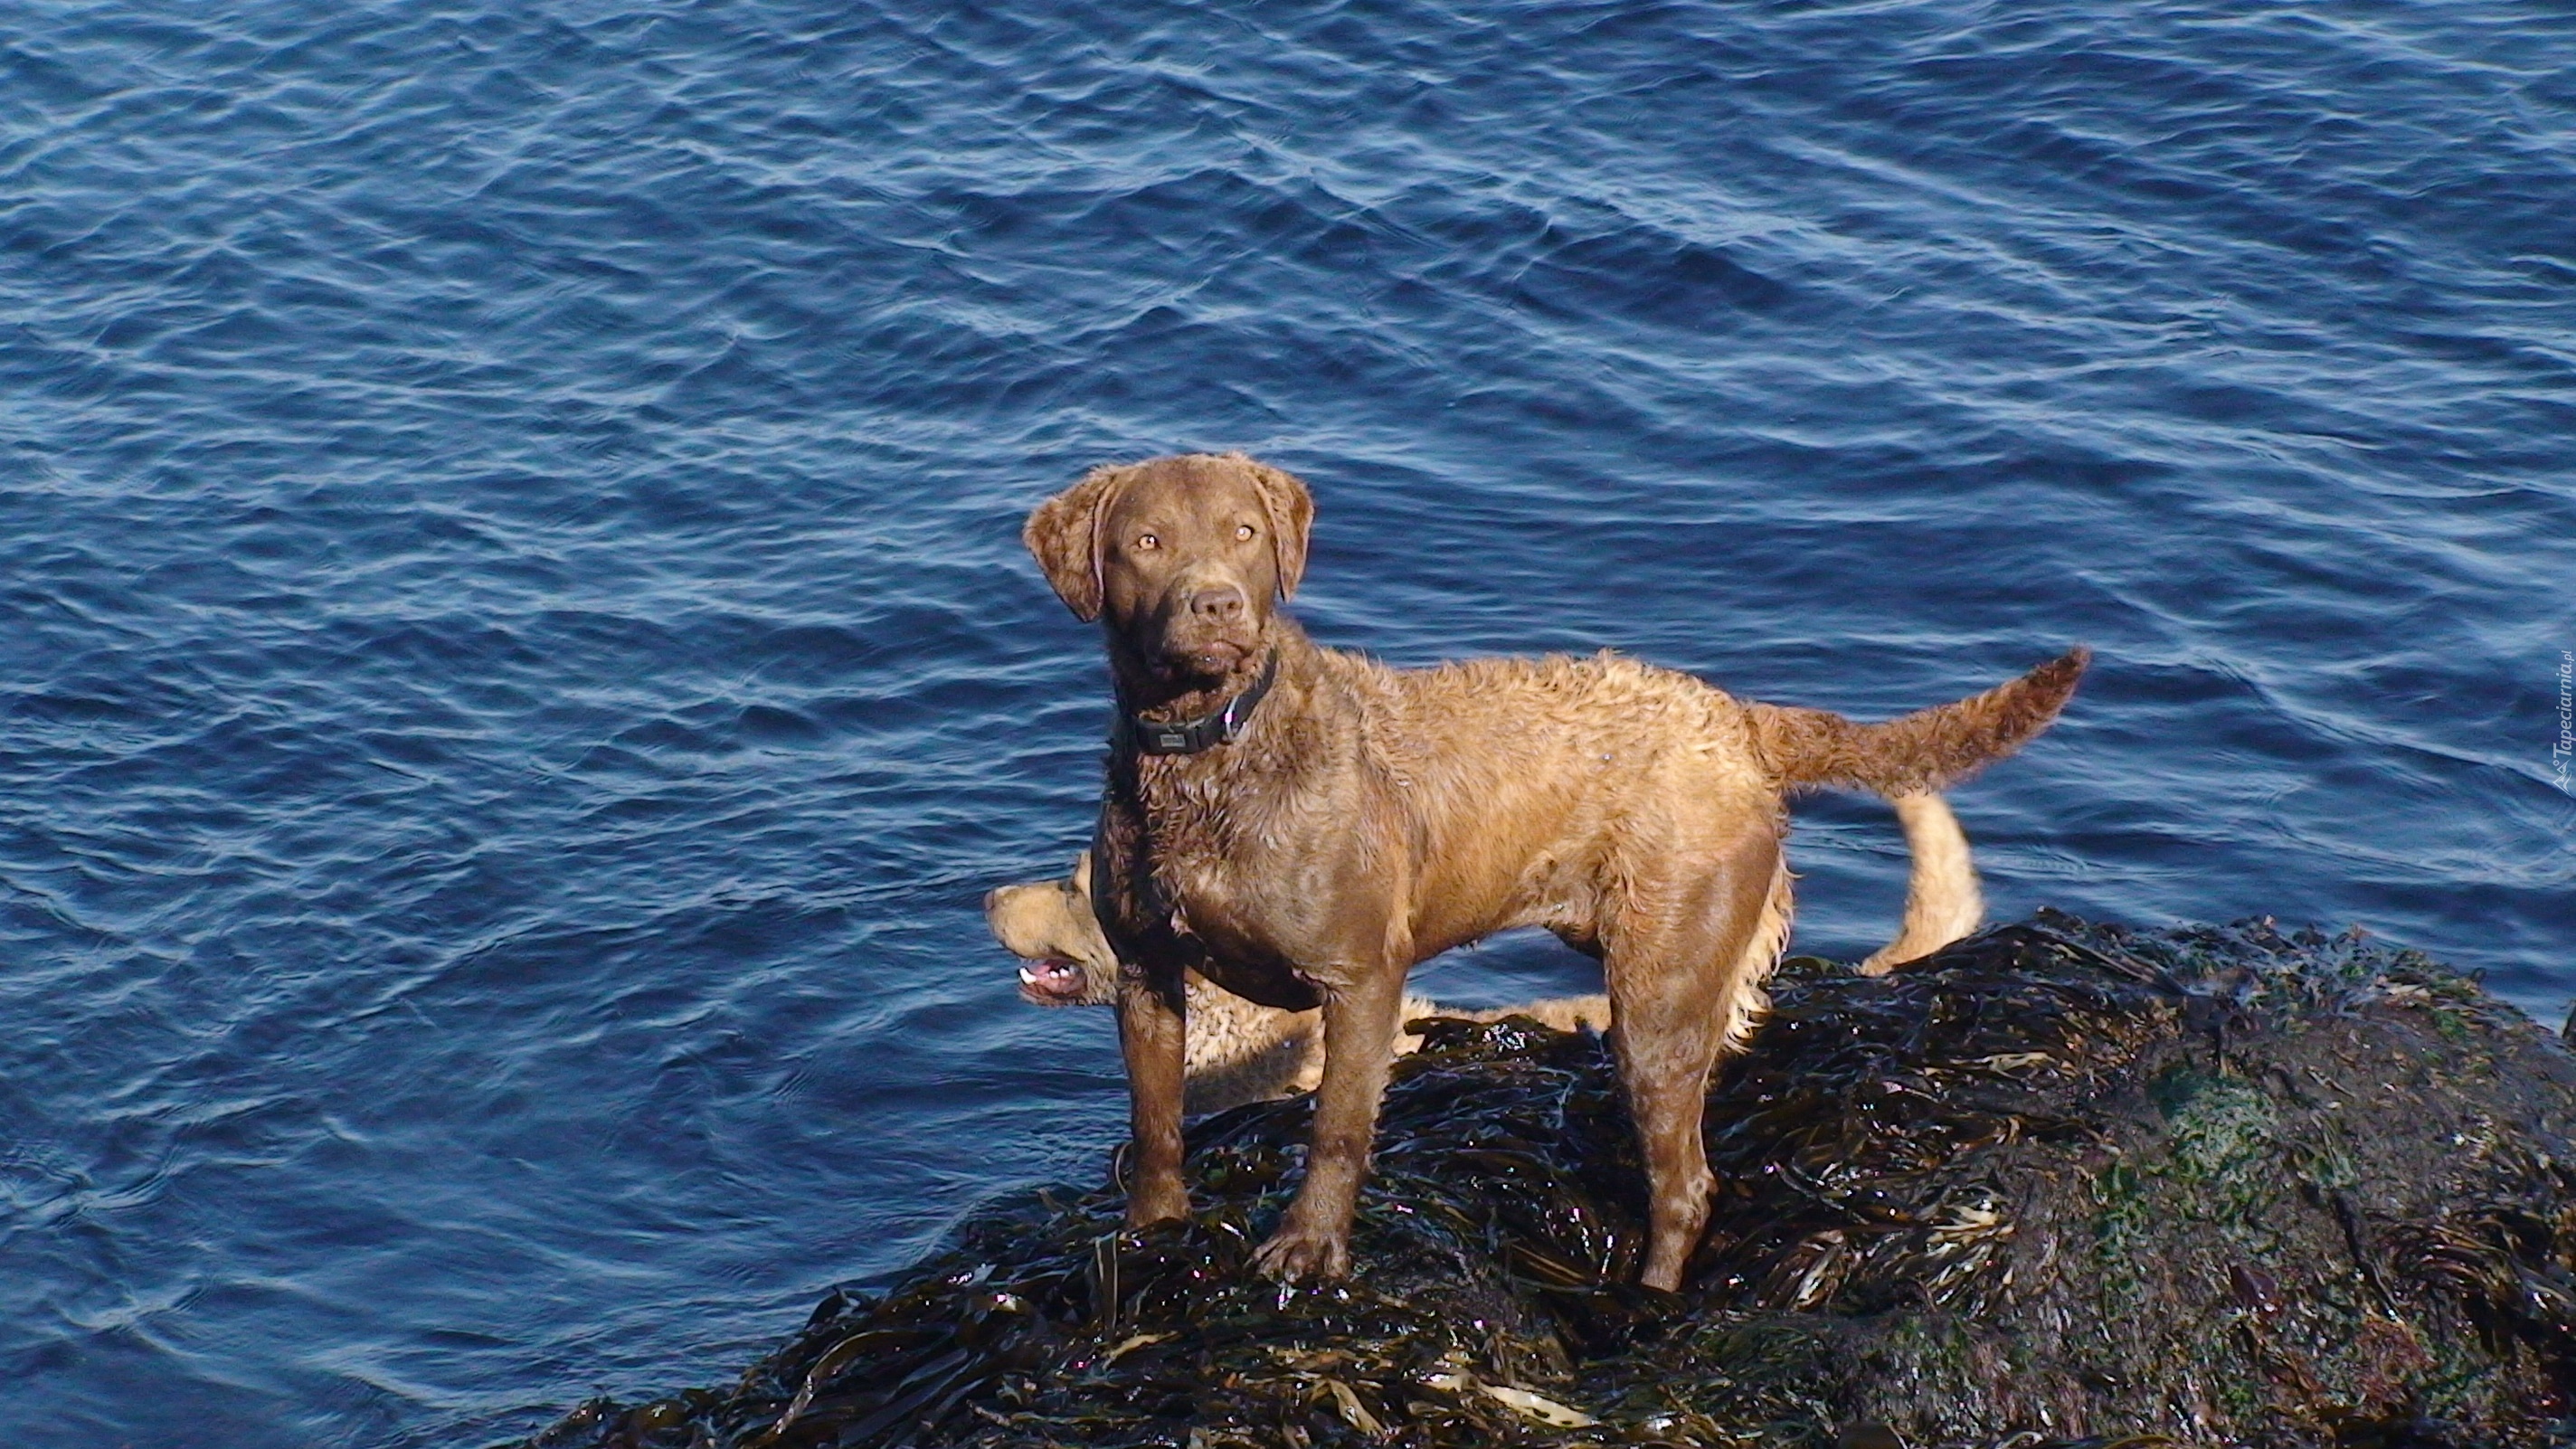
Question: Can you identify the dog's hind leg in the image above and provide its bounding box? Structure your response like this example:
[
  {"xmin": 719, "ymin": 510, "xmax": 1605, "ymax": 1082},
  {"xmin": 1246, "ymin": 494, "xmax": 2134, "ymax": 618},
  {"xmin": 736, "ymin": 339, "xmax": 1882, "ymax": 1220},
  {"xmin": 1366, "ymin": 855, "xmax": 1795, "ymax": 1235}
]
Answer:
[{"xmin": 1602, "ymin": 817, "xmax": 1787, "ymax": 1293}]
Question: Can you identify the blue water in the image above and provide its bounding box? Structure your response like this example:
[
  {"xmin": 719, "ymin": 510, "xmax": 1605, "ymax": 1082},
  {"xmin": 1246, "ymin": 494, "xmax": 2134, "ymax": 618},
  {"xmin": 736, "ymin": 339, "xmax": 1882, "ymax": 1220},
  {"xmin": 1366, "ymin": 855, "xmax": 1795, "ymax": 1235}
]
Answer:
[{"xmin": 4, "ymin": 1, "xmax": 2571, "ymax": 1443}]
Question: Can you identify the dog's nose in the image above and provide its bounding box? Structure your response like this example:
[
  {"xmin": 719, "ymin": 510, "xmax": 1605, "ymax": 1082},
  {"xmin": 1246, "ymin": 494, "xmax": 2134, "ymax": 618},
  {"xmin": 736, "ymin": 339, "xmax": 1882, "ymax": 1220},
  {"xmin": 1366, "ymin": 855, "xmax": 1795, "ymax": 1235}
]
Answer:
[{"xmin": 1188, "ymin": 586, "xmax": 1245, "ymax": 621}]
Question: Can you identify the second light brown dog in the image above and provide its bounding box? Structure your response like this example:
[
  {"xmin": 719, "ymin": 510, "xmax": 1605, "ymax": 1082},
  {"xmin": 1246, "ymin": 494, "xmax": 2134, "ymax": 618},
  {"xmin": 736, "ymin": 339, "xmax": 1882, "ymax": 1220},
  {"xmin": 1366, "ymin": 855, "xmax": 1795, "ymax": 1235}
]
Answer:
[
  {"xmin": 989, "ymin": 850, "xmax": 1613, "ymax": 1114},
  {"xmin": 988, "ymin": 784, "xmax": 1985, "ymax": 1113},
  {"xmin": 1024, "ymin": 451, "xmax": 2085, "ymax": 1290}
]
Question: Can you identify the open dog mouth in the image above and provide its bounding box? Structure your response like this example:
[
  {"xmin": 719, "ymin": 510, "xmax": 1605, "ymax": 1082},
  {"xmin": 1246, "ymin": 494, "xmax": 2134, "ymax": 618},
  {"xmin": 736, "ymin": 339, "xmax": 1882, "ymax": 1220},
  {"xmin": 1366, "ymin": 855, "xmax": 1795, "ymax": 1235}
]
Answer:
[{"xmin": 1016, "ymin": 958, "xmax": 1092, "ymax": 1006}]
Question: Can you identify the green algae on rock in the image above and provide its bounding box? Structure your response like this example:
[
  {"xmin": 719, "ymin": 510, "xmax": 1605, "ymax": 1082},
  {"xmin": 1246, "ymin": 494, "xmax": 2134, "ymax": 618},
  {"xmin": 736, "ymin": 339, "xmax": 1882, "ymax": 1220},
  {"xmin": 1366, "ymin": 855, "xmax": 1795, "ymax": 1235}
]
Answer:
[{"xmin": 521, "ymin": 914, "xmax": 2576, "ymax": 1449}]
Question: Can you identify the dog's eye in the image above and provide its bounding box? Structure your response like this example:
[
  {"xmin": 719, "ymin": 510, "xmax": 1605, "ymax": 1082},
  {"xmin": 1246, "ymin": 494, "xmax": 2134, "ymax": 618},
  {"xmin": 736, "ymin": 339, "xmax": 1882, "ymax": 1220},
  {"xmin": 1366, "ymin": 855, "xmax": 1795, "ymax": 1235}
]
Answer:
[
  {"xmin": 1136, "ymin": 533, "xmax": 1159, "ymax": 551},
  {"xmin": 1236, "ymin": 524, "xmax": 1256, "ymax": 542}
]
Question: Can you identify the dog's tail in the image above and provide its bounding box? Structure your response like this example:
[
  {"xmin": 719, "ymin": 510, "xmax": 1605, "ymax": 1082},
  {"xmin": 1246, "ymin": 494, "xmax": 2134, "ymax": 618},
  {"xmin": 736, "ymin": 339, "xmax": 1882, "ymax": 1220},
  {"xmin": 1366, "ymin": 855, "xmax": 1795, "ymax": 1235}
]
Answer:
[
  {"xmin": 1744, "ymin": 647, "xmax": 2089, "ymax": 798},
  {"xmin": 1860, "ymin": 792, "xmax": 1983, "ymax": 975},
  {"xmin": 1745, "ymin": 648, "xmax": 2085, "ymax": 974}
]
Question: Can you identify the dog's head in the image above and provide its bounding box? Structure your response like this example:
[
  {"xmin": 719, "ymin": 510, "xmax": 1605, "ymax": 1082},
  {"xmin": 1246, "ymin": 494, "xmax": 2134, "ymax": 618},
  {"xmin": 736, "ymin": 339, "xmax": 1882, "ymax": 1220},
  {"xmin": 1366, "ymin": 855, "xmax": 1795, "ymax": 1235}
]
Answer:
[
  {"xmin": 983, "ymin": 851, "xmax": 1120, "ymax": 1007},
  {"xmin": 1023, "ymin": 452, "xmax": 1313, "ymax": 688}
]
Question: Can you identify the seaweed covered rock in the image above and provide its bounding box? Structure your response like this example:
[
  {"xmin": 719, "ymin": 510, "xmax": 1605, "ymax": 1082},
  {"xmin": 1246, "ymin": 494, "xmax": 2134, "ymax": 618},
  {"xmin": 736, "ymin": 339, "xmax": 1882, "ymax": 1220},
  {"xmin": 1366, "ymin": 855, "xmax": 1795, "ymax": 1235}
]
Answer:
[{"xmin": 525, "ymin": 915, "xmax": 2576, "ymax": 1449}]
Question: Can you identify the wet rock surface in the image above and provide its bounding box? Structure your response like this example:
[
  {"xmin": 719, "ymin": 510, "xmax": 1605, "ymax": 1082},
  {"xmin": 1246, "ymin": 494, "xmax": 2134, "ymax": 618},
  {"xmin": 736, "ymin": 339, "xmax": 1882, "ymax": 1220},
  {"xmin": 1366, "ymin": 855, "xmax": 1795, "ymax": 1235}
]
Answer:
[{"xmin": 521, "ymin": 915, "xmax": 2576, "ymax": 1448}]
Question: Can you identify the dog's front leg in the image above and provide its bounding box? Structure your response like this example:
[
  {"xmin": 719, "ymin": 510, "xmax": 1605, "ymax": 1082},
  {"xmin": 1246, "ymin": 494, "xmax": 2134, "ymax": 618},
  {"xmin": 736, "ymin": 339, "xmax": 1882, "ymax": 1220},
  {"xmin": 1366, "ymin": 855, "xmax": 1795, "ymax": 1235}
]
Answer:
[
  {"xmin": 1251, "ymin": 960, "xmax": 1406, "ymax": 1281},
  {"xmin": 1117, "ymin": 972, "xmax": 1189, "ymax": 1227}
]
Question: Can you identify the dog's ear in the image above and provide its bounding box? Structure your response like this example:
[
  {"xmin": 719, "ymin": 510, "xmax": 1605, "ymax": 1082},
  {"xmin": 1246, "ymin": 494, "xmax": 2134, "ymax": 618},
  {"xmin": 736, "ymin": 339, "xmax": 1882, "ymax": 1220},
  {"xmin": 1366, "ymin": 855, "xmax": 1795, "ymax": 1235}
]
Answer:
[
  {"xmin": 1069, "ymin": 849, "xmax": 1093, "ymax": 898},
  {"xmin": 1232, "ymin": 454, "xmax": 1314, "ymax": 601},
  {"xmin": 1022, "ymin": 466, "xmax": 1127, "ymax": 621}
]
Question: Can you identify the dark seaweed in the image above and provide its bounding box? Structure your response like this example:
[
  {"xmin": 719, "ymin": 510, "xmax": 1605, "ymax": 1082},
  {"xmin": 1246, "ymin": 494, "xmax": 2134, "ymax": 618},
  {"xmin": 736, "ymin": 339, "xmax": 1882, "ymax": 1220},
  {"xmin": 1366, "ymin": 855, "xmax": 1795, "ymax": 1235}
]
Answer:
[{"xmin": 515, "ymin": 915, "xmax": 2576, "ymax": 1449}]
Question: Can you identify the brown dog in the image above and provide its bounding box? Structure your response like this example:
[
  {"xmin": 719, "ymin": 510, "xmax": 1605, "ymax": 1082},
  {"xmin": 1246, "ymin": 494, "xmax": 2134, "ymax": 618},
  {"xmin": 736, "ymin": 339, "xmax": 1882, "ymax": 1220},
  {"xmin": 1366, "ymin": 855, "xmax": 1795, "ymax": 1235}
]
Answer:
[
  {"xmin": 988, "ymin": 851, "xmax": 1612, "ymax": 1113},
  {"xmin": 1024, "ymin": 452, "xmax": 2084, "ymax": 1289}
]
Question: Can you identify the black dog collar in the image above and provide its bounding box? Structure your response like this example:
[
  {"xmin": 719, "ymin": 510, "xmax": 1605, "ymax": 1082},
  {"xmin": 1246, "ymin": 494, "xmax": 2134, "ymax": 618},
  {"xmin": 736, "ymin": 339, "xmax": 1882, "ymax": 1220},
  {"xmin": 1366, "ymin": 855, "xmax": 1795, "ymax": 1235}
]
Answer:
[{"xmin": 1118, "ymin": 651, "xmax": 1279, "ymax": 755}]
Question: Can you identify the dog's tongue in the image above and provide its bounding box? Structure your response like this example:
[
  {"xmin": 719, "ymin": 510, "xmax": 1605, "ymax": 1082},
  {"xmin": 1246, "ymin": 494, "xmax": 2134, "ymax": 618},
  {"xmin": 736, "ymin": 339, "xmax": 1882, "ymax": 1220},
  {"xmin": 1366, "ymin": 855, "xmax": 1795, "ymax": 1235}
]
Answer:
[{"xmin": 1017, "ymin": 958, "xmax": 1088, "ymax": 1005}]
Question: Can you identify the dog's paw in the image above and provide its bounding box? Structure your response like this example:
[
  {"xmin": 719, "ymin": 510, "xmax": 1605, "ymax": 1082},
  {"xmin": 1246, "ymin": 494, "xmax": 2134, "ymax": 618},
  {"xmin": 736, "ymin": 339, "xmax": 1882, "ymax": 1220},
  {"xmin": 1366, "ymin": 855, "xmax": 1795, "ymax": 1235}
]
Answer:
[
  {"xmin": 1251, "ymin": 1225, "xmax": 1350, "ymax": 1282},
  {"xmin": 1124, "ymin": 1181, "xmax": 1189, "ymax": 1229}
]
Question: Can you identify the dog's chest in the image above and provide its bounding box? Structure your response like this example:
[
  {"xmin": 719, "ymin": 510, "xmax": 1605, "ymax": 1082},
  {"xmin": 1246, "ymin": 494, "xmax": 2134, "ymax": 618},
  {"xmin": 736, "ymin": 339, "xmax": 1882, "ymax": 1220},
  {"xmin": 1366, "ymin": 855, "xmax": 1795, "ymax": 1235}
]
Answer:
[
  {"xmin": 1156, "ymin": 833, "xmax": 1300, "ymax": 957},
  {"xmin": 1116, "ymin": 699, "xmax": 1384, "ymax": 979},
  {"xmin": 1128, "ymin": 788, "xmax": 1351, "ymax": 991},
  {"xmin": 1157, "ymin": 860, "xmax": 1326, "ymax": 1010}
]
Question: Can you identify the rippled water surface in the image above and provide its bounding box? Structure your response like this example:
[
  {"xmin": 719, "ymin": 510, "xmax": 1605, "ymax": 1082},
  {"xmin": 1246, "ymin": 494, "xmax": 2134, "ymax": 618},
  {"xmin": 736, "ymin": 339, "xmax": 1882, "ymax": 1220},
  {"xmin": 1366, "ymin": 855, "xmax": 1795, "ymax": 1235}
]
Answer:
[{"xmin": 5, "ymin": 2, "xmax": 2572, "ymax": 1443}]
